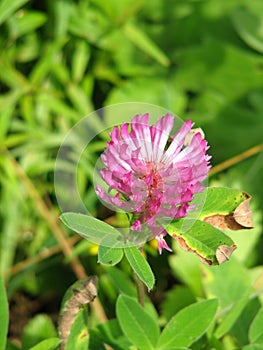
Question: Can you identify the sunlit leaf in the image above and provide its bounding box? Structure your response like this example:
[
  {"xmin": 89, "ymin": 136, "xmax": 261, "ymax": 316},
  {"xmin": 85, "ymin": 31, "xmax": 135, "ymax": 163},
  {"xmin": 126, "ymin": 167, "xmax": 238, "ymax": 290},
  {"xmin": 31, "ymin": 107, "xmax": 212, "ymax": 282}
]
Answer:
[
  {"xmin": 116, "ymin": 295, "xmax": 159, "ymax": 350},
  {"xmin": 157, "ymin": 299, "xmax": 218, "ymax": 349},
  {"xmin": 60, "ymin": 213, "xmax": 122, "ymax": 246}
]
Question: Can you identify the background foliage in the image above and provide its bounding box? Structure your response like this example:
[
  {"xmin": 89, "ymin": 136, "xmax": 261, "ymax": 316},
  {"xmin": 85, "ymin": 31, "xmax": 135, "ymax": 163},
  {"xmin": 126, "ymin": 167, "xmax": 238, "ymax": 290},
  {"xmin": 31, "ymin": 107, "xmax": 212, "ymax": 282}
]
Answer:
[{"xmin": 0, "ymin": 0, "xmax": 263, "ymax": 349}]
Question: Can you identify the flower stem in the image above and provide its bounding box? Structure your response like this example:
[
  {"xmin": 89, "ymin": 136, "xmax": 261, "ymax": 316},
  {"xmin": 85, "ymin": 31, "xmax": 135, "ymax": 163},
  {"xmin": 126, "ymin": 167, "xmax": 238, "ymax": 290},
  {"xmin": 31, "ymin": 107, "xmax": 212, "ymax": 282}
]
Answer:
[
  {"xmin": 134, "ymin": 272, "xmax": 145, "ymax": 307},
  {"xmin": 209, "ymin": 143, "xmax": 263, "ymax": 176}
]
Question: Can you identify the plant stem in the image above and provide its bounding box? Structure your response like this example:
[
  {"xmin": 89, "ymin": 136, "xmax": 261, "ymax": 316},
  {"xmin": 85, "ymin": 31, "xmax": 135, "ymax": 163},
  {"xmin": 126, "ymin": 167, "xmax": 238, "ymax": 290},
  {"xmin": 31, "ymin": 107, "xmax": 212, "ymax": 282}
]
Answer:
[{"xmin": 209, "ymin": 143, "xmax": 263, "ymax": 176}]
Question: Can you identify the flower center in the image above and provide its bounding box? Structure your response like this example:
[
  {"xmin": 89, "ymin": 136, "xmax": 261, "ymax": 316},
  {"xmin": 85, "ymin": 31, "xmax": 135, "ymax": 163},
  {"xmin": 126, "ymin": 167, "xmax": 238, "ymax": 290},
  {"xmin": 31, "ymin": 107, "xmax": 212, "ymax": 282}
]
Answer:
[{"xmin": 140, "ymin": 163, "xmax": 163, "ymax": 218}]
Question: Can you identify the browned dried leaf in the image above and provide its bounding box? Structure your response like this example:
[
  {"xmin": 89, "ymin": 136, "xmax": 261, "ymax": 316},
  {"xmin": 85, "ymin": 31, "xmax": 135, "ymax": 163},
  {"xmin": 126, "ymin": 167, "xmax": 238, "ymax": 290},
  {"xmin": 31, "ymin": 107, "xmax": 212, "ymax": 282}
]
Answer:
[
  {"xmin": 59, "ymin": 276, "xmax": 98, "ymax": 349},
  {"xmin": 204, "ymin": 214, "xmax": 245, "ymax": 230},
  {"xmin": 233, "ymin": 196, "xmax": 253, "ymax": 228},
  {"xmin": 216, "ymin": 245, "xmax": 237, "ymax": 264}
]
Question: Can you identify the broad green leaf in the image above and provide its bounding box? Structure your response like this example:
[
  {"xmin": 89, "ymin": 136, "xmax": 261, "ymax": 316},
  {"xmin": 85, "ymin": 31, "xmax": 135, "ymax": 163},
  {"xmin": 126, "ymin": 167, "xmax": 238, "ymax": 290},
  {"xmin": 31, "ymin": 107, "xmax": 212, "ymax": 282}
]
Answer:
[
  {"xmin": 22, "ymin": 315, "xmax": 57, "ymax": 350},
  {"xmin": 215, "ymin": 290, "xmax": 251, "ymax": 339},
  {"xmin": 249, "ymin": 307, "xmax": 263, "ymax": 344},
  {"xmin": 116, "ymin": 295, "xmax": 159, "ymax": 350},
  {"xmin": 124, "ymin": 245, "xmax": 155, "ymax": 290},
  {"xmin": 98, "ymin": 244, "xmax": 123, "ymax": 266},
  {"xmin": 232, "ymin": 8, "xmax": 263, "ymax": 54},
  {"xmin": 166, "ymin": 219, "xmax": 235, "ymax": 265},
  {"xmin": 0, "ymin": 0, "xmax": 30, "ymax": 25},
  {"xmin": 65, "ymin": 308, "xmax": 89, "ymax": 350},
  {"xmin": 28, "ymin": 338, "xmax": 60, "ymax": 350},
  {"xmin": 0, "ymin": 275, "xmax": 8, "ymax": 350},
  {"xmin": 161, "ymin": 286, "xmax": 196, "ymax": 321},
  {"xmin": 202, "ymin": 258, "xmax": 252, "ymax": 309},
  {"xmin": 230, "ymin": 297, "xmax": 261, "ymax": 347},
  {"xmin": 60, "ymin": 213, "xmax": 122, "ymax": 246},
  {"xmin": 157, "ymin": 299, "xmax": 218, "ymax": 349},
  {"xmin": 123, "ymin": 21, "xmax": 170, "ymax": 67}
]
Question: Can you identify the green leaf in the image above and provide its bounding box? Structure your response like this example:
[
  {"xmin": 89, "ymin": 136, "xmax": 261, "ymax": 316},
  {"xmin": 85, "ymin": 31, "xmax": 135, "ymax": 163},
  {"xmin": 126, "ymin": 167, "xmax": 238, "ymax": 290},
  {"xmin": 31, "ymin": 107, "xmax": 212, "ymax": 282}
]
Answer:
[
  {"xmin": 214, "ymin": 290, "xmax": 251, "ymax": 339},
  {"xmin": 88, "ymin": 328, "xmax": 107, "ymax": 350},
  {"xmin": 232, "ymin": 8, "xmax": 263, "ymax": 54},
  {"xmin": 249, "ymin": 307, "xmax": 263, "ymax": 344},
  {"xmin": 195, "ymin": 187, "xmax": 249, "ymax": 219},
  {"xmin": 52, "ymin": 0, "xmax": 72, "ymax": 38},
  {"xmin": 28, "ymin": 338, "xmax": 60, "ymax": 350},
  {"xmin": 98, "ymin": 244, "xmax": 123, "ymax": 266},
  {"xmin": 29, "ymin": 38, "xmax": 68, "ymax": 85},
  {"xmin": 22, "ymin": 315, "xmax": 57, "ymax": 350},
  {"xmin": 243, "ymin": 345, "xmax": 263, "ymax": 350},
  {"xmin": 65, "ymin": 308, "xmax": 89, "ymax": 350},
  {"xmin": 0, "ymin": 276, "xmax": 8, "ymax": 350},
  {"xmin": 157, "ymin": 299, "xmax": 218, "ymax": 349},
  {"xmin": 166, "ymin": 219, "xmax": 235, "ymax": 265},
  {"xmin": 123, "ymin": 21, "xmax": 170, "ymax": 67},
  {"xmin": 202, "ymin": 258, "xmax": 252, "ymax": 309},
  {"xmin": 8, "ymin": 11, "xmax": 47, "ymax": 38},
  {"xmin": 116, "ymin": 295, "xmax": 159, "ymax": 350},
  {"xmin": 230, "ymin": 297, "xmax": 261, "ymax": 347},
  {"xmin": 161, "ymin": 286, "xmax": 196, "ymax": 321},
  {"xmin": 96, "ymin": 319, "xmax": 131, "ymax": 350},
  {"xmin": 72, "ymin": 40, "xmax": 91, "ymax": 83},
  {"xmin": 60, "ymin": 213, "xmax": 122, "ymax": 246},
  {"xmin": 203, "ymin": 258, "xmax": 255, "ymax": 341},
  {"xmin": 0, "ymin": 0, "xmax": 30, "ymax": 25},
  {"xmin": 107, "ymin": 267, "xmax": 136, "ymax": 297},
  {"xmin": 124, "ymin": 245, "xmax": 155, "ymax": 290}
]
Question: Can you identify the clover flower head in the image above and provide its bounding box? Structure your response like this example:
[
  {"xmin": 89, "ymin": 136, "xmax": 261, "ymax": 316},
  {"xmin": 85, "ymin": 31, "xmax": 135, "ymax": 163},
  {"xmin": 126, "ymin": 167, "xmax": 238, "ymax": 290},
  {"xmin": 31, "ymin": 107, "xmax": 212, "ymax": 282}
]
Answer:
[{"xmin": 95, "ymin": 114, "xmax": 211, "ymax": 253}]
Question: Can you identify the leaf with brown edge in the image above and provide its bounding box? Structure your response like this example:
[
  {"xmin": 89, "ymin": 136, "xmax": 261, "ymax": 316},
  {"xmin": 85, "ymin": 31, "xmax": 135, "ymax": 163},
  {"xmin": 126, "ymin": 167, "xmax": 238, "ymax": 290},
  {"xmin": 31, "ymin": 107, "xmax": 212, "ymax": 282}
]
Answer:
[
  {"xmin": 165, "ymin": 219, "xmax": 236, "ymax": 266},
  {"xmin": 164, "ymin": 188, "xmax": 253, "ymax": 265},
  {"xmin": 203, "ymin": 194, "xmax": 253, "ymax": 230}
]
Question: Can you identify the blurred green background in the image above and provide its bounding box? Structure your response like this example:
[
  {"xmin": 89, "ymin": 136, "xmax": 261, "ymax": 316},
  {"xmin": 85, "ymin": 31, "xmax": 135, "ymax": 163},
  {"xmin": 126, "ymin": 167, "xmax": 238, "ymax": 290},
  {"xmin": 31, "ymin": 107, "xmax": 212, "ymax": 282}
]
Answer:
[{"xmin": 0, "ymin": 0, "xmax": 263, "ymax": 347}]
